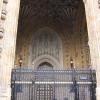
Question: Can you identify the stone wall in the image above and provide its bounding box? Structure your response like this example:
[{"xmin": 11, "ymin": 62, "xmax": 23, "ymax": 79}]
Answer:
[{"xmin": 15, "ymin": 16, "xmax": 90, "ymax": 68}]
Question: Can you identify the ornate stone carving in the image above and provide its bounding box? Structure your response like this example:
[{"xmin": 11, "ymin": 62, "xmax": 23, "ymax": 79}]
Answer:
[
  {"xmin": 98, "ymin": 0, "xmax": 100, "ymax": 8},
  {"xmin": 0, "ymin": 0, "xmax": 8, "ymax": 38},
  {"xmin": 1, "ymin": 9, "xmax": 7, "ymax": 20},
  {"xmin": 0, "ymin": 27, "xmax": 4, "ymax": 38},
  {"xmin": 3, "ymin": 0, "xmax": 8, "ymax": 4}
]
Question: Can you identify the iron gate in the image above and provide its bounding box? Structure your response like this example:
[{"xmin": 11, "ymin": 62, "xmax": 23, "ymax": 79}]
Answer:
[{"xmin": 11, "ymin": 68, "xmax": 96, "ymax": 100}]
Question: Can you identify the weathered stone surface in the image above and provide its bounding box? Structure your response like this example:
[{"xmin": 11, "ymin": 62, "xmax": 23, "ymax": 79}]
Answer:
[
  {"xmin": 1, "ymin": 9, "xmax": 7, "ymax": 20},
  {"xmin": 3, "ymin": 0, "xmax": 8, "ymax": 4},
  {"xmin": 0, "ymin": 0, "xmax": 3, "ymax": 16},
  {"xmin": 0, "ymin": 27, "xmax": 4, "ymax": 38},
  {"xmin": 0, "ymin": 0, "xmax": 20, "ymax": 100},
  {"xmin": 84, "ymin": 0, "xmax": 100, "ymax": 100}
]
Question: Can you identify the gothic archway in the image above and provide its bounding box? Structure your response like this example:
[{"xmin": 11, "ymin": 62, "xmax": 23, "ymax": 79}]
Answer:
[
  {"xmin": 29, "ymin": 27, "xmax": 63, "ymax": 69},
  {"xmin": 37, "ymin": 62, "xmax": 53, "ymax": 70},
  {"xmin": 32, "ymin": 54, "xmax": 61, "ymax": 70}
]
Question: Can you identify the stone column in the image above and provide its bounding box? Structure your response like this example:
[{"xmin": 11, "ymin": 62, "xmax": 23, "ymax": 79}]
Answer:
[
  {"xmin": 0, "ymin": 0, "xmax": 3, "ymax": 15},
  {"xmin": 0, "ymin": 0, "xmax": 20, "ymax": 100},
  {"xmin": 84, "ymin": 0, "xmax": 100, "ymax": 100}
]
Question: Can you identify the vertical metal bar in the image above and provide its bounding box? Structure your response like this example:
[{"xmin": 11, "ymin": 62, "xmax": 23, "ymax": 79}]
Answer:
[
  {"xmin": 71, "ymin": 68, "xmax": 79, "ymax": 100},
  {"xmin": 90, "ymin": 69, "xmax": 96, "ymax": 100},
  {"xmin": 44, "ymin": 84, "xmax": 46, "ymax": 100},
  {"xmin": 31, "ymin": 83, "xmax": 33, "ymax": 100},
  {"xmin": 29, "ymin": 84, "xmax": 31, "ymax": 100},
  {"xmin": 11, "ymin": 70, "xmax": 13, "ymax": 100},
  {"xmin": 15, "ymin": 70, "xmax": 17, "ymax": 100},
  {"xmin": 53, "ymin": 72, "xmax": 55, "ymax": 100},
  {"xmin": 38, "ymin": 85, "xmax": 40, "ymax": 100},
  {"xmin": 49, "ymin": 85, "xmax": 51, "ymax": 100}
]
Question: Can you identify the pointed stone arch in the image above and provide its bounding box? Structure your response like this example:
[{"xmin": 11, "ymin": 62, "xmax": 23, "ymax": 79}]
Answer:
[
  {"xmin": 29, "ymin": 27, "xmax": 63, "ymax": 69},
  {"xmin": 32, "ymin": 54, "xmax": 61, "ymax": 70}
]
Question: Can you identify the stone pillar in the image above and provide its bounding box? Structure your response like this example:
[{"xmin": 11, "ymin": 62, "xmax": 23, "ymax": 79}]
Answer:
[
  {"xmin": 0, "ymin": 0, "xmax": 3, "ymax": 15},
  {"xmin": 84, "ymin": 0, "xmax": 100, "ymax": 100},
  {"xmin": 0, "ymin": 0, "xmax": 20, "ymax": 100}
]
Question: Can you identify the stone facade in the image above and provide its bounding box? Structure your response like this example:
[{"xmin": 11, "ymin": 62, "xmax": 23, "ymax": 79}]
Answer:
[
  {"xmin": 0, "ymin": 0, "xmax": 20, "ymax": 100},
  {"xmin": 0, "ymin": 0, "xmax": 100, "ymax": 100}
]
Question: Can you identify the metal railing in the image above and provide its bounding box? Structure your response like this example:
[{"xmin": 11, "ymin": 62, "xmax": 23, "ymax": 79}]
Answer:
[{"xmin": 11, "ymin": 68, "xmax": 96, "ymax": 100}]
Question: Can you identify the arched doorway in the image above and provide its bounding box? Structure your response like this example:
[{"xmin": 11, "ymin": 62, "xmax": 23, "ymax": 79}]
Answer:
[
  {"xmin": 32, "ymin": 54, "xmax": 61, "ymax": 70},
  {"xmin": 37, "ymin": 62, "xmax": 53, "ymax": 70}
]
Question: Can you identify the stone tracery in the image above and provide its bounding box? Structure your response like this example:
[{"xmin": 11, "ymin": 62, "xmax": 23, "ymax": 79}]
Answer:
[{"xmin": 31, "ymin": 28, "xmax": 63, "ymax": 66}]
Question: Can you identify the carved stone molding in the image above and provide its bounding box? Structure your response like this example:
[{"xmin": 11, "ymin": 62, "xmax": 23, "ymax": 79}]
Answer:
[
  {"xmin": 1, "ymin": 0, "xmax": 8, "ymax": 20},
  {"xmin": 0, "ymin": 0, "xmax": 8, "ymax": 39},
  {"xmin": 3, "ymin": 0, "xmax": 8, "ymax": 4},
  {"xmin": 0, "ymin": 0, "xmax": 8, "ymax": 57},
  {"xmin": 98, "ymin": 0, "xmax": 100, "ymax": 8},
  {"xmin": 0, "ymin": 46, "xmax": 2, "ymax": 53},
  {"xmin": 0, "ymin": 27, "xmax": 4, "ymax": 38},
  {"xmin": 1, "ymin": 9, "xmax": 7, "ymax": 20}
]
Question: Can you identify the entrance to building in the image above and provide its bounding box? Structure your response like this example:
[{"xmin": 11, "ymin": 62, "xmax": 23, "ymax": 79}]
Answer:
[
  {"xmin": 11, "ymin": 68, "xmax": 96, "ymax": 100},
  {"xmin": 34, "ymin": 84, "xmax": 54, "ymax": 100},
  {"xmin": 37, "ymin": 62, "xmax": 53, "ymax": 70},
  {"xmin": 35, "ymin": 62, "xmax": 54, "ymax": 100}
]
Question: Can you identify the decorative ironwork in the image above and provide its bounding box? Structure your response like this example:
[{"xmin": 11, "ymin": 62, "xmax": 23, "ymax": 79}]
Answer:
[{"xmin": 11, "ymin": 68, "xmax": 96, "ymax": 100}]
